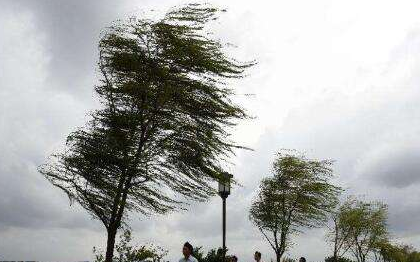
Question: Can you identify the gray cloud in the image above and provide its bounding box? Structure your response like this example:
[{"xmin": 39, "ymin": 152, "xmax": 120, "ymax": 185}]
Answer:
[
  {"xmin": 363, "ymin": 146, "xmax": 420, "ymax": 188},
  {"xmin": 3, "ymin": 0, "xmax": 122, "ymax": 97},
  {"xmin": 2, "ymin": 0, "xmax": 178, "ymax": 98}
]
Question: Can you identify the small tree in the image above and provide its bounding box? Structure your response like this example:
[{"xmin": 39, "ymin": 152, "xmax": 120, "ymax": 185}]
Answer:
[
  {"xmin": 373, "ymin": 241, "xmax": 420, "ymax": 262},
  {"xmin": 326, "ymin": 201, "xmax": 357, "ymax": 261},
  {"xmin": 39, "ymin": 4, "xmax": 254, "ymax": 262},
  {"xmin": 374, "ymin": 241, "xmax": 405, "ymax": 262},
  {"xmin": 249, "ymin": 150, "xmax": 341, "ymax": 262},
  {"xmin": 342, "ymin": 199, "xmax": 388, "ymax": 262},
  {"xmin": 403, "ymin": 245, "xmax": 420, "ymax": 262}
]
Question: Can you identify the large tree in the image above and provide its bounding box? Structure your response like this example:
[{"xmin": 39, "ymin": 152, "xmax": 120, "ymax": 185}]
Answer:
[
  {"xmin": 249, "ymin": 151, "xmax": 341, "ymax": 262},
  {"xmin": 39, "ymin": 4, "xmax": 254, "ymax": 262}
]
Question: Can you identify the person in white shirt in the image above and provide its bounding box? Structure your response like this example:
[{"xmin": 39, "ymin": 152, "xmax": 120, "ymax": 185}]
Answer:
[{"xmin": 179, "ymin": 242, "xmax": 198, "ymax": 262}]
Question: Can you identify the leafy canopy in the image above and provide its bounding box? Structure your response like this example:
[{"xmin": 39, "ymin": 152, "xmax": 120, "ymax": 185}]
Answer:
[
  {"xmin": 340, "ymin": 198, "xmax": 388, "ymax": 262},
  {"xmin": 39, "ymin": 3, "xmax": 254, "ymax": 231},
  {"xmin": 249, "ymin": 150, "xmax": 341, "ymax": 262}
]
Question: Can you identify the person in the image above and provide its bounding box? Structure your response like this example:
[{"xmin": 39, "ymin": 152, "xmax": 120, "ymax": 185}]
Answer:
[
  {"xmin": 179, "ymin": 242, "xmax": 198, "ymax": 262},
  {"xmin": 254, "ymin": 251, "xmax": 262, "ymax": 262},
  {"xmin": 299, "ymin": 257, "xmax": 306, "ymax": 262}
]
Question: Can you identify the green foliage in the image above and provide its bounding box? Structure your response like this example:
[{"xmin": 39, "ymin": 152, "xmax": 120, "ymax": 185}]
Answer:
[
  {"xmin": 94, "ymin": 229, "xmax": 167, "ymax": 262},
  {"xmin": 324, "ymin": 256, "xmax": 354, "ymax": 262},
  {"xmin": 282, "ymin": 257, "xmax": 296, "ymax": 262},
  {"xmin": 375, "ymin": 242, "xmax": 420, "ymax": 262},
  {"xmin": 338, "ymin": 198, "xmax": 388, "ymax": 262},
  {"xmin": 249, "ymin": 150, "xmax": 342, "ymax": 262},
  {"xmin": 192, "ymin": 246, "xmax": 206, "ymax": 262},
  {"xmin": 39, "ymin": 3, "xmax": 253, "ymax": 262},
  {"xmin": 193, "ymin": 246, "xmax": 227, "ymax": 262},
  {"xmin": 326, "ymin": 202, "xmax": 358, "ymax": 260},
  {"xmin": 204, "ymin": 248, "xmax": 227, "ymax": 262}
]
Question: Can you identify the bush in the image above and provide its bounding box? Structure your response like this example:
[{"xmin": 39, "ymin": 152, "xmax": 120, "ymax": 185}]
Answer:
[
  {"xmin": 325, "ymin": 256, "xmax": 354, "ymax": 262},
  {"xmin": 192, "ymin": 247, "xmax": 227, "ymax": 262},
  {"xmin": 282, "ymin": 258, "xmax": 296, "ymax": 262},
  {"xmin": 94, "ymin": 229, "xmax": 167, "ymax": 262}
]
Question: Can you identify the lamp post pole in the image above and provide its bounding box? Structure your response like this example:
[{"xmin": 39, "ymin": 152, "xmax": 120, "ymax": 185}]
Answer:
[
  {"xmin": 222, "ymin": 195, "xmax": 227, "ymax": 253},
  {"xmin": 218, "ymin": 172, "xmax": 232, "ymax": 262}
]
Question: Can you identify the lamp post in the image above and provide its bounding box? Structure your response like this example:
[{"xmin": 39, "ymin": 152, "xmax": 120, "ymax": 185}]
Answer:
[{"xmin": 218, "ymin": 172, "xmax": 232, "ymax": 261}]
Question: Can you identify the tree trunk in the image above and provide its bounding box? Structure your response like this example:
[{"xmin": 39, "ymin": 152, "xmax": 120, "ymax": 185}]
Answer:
[
  {"xmin": 275, "ymin": 250, "xmax": 281, "ymax": 262},
  {"xmin": 333, "ymin": 218, "xmax": 339, "ymax": 262},
  {"xmin": 333, "ymin": 248, "xmax": 338, "ymax": 262},
  {"xmin": 273, "ymin": 230, "xmax": 280, "ymax": 262},
  {"xmin": 104, "ymin": 177, "xmax": 131, "ymax": 262},
  {"xmin": 105, "ymin": 226, "xmax": 118, "ymax": 262}
]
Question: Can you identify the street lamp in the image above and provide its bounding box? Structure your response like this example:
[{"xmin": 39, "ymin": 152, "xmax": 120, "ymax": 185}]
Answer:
[{"xmin": 218, "ymin": 172, "xmax": 232, "ymax": 261}]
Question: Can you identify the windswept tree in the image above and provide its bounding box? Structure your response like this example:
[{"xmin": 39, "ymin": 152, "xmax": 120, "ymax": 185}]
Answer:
[
  {"xmin": 39, "ymin": 4, "xmax": 254, "ymax": 262},
  {"xmin": 249, "ymin": 150, "xmax": 341, "ymax": 262},
  {"xmin": 342, "ymin": 199, "xmax": 388, "ymax": 262},
  {"xmin": 375, "ymin": 243, "xmax": 420, "ymax": 262},
  {"xmin": 374, "ymin": 241, "xmax": 405, "ymax": 262},
  {"xmin": 327, "ymin": 200, "xmax": 357, "ymax": 262}
]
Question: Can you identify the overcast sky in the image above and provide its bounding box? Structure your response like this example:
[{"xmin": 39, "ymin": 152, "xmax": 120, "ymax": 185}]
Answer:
[{"xmin": 1, "ymin": 0, "xmax": 420, "ymax": 261}]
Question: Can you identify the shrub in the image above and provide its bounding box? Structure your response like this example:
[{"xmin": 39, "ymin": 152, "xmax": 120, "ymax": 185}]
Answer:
[
  {"xmin": 325, "ymin": 256, "xmax": 354, "ymax": 262},
  {"xmin": 282, "ymin": 258, "xmax": 296, "ymax": 262},
  {"xmin": 193, "ymin": 247, "xmax": 227, "ymax": 262},
  {"xmin": 94, "ymin": 229, "xmax": 167, "ymax": 262}
]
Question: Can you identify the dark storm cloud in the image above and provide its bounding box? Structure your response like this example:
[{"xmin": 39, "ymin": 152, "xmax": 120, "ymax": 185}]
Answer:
[
  {"xmin": 388, "ymin": 198, "xmax": 420, "ymax": 235},
  {"xmin": 363, "ymin": 146, "xmax": 420, "ymax": 188},
  {"xmin": 0, "ymin": 155, "xmax": 99, "ymax": 231},
  {"xmin": 4, "ymin": 1, "xmax": 99, "ymax": 96},
  {"xmin": 2, "ymin": 0, "xmax": 149, "ymax": 97}
]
